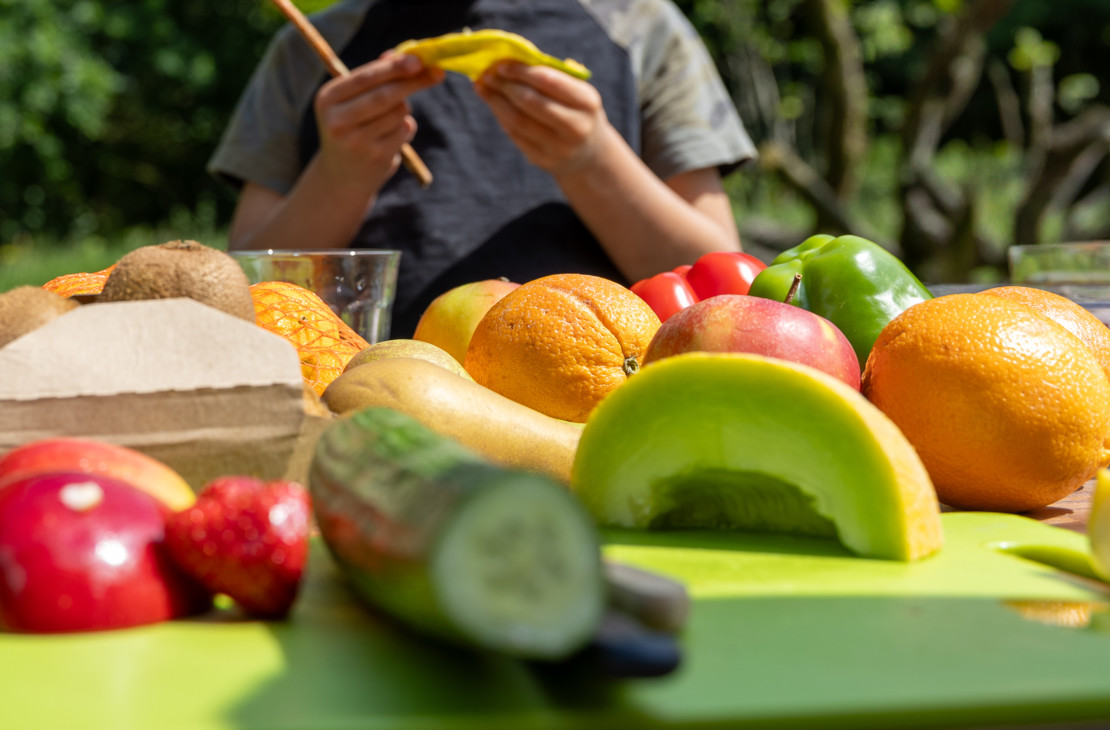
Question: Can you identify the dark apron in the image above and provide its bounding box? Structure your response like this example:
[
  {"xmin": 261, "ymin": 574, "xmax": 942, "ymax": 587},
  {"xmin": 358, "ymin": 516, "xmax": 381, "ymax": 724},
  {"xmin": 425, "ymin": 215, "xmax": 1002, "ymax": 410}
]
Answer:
[{"xmin": 298, "ymin": 0, "xmax": 640, "ymax": 337}]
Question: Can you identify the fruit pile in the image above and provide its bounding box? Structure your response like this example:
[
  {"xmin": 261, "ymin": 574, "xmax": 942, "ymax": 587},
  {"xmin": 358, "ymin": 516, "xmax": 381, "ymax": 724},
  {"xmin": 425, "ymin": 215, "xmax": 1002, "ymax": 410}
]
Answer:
[
  {"xmin": 5, "ymin": 233, "xmax": 1110, "ymax": 652},
  {"xmin": 34, "ymin": 239, "xmax": 370, "ymax": 396},
  {"xmin": 336, "ymin": 239, "xmax": 1110, "ymax": 561}
]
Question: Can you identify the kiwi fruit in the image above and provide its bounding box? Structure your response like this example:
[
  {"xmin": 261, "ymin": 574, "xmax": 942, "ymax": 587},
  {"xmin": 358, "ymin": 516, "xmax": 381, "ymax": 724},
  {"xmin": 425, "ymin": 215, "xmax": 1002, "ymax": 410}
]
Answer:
[
  {"xmin": 99, "ymin": 239, "xmax": 256, "ymax": 322},
  {"xmin": 0, "ymin": 286, "xmax": 81, "ymax": 348}
]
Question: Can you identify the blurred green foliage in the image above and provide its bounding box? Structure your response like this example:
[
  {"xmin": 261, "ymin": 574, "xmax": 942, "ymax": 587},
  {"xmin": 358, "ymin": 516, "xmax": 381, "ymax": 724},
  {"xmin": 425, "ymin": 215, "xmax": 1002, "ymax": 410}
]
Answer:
[
  {"xmin": 0, "ymin": 0, "xmax": 283, "ymax": 245},
  {"xmin": 676, "ymin": 0, "xmax": 1110, "ymax": 142}
]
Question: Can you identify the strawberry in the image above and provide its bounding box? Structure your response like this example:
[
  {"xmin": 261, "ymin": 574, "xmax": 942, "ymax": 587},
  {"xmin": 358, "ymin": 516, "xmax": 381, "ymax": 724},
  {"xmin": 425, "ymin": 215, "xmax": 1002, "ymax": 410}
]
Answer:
[{"xmin": 164, "ymin": 476, "xmax": 310, "ymax": 619}]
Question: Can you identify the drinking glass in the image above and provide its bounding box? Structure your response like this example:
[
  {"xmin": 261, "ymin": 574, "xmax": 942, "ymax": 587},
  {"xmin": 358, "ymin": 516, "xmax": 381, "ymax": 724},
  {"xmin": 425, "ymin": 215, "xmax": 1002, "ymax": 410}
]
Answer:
[
  {"xmin": 1008, "ymin": 242, "xmax": 1110, "ymax": 325},
  {"xmin": 232, "ymin": 249, "xmax": 401, "ymax": 343}
]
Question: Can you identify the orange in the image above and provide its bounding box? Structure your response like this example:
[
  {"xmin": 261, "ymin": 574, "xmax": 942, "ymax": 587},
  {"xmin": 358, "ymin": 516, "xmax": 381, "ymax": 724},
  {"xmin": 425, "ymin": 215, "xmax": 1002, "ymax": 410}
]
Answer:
[
  {"xmin": 862, "ymin": 293, "xmax": 1110, "ymax": 513},
  {"xmin": 979, "ymin": 285, "xmax": 1110, "ymax": 381},
  {"xmin": 464, "ymin": 273, "xmax": 661, "ymax": 423},
  {"xmin": 250, "ymin": 281, "xmax": 369, "ymax": 396}
]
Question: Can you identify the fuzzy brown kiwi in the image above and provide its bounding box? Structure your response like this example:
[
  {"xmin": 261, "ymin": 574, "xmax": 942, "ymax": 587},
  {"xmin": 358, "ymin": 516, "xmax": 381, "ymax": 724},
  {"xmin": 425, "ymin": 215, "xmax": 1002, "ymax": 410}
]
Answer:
[
  {"xmin": 0, "ymin": 286, "xmax": 81, "ymax": 348},
  {"xmin": 98, "ymin": 240, "xmax": 256, "ymax": 322}
]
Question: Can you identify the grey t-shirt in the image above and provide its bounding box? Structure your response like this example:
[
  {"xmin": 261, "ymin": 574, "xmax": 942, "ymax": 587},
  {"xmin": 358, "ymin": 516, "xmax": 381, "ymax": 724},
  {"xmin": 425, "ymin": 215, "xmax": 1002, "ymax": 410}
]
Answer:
[{"xmin": 209, "ymin": 0, "xmax": 756, "ymax": 336}]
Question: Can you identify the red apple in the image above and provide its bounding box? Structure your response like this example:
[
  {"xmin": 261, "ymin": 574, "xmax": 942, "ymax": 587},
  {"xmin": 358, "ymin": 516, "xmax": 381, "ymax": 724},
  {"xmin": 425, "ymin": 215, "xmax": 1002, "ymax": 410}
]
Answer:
[
  {"xmin": 0, "ymin": 438, "xmax": 196, "ymax": 511},
  {"xmin": 0, "ymin": 471, "xmax": 211, "ymax": 633},
  {"xmin": 412, "ymin": 278, "xmax": 520, "ymax": 364},
  {"xmin": 642, "ymin": 294, "xmax": 861, "ymax": 390}
]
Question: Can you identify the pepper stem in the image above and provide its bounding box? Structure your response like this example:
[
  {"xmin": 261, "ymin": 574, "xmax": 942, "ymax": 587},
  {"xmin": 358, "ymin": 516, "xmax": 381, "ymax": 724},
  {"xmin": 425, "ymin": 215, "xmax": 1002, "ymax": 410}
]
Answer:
[{"xmin": 784, "ymin": 273, "xmax": 803, "ymax": 305}]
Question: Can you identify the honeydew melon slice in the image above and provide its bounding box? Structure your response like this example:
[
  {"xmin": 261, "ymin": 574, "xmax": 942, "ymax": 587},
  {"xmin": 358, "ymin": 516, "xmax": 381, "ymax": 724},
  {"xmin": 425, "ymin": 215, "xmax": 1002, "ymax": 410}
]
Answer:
[
  {"xmin": 571, "ymin": 352, "xmax": 943, "ymax": 561},
  {"xmin": 1087, "ymin": 469, "xmax": 1110, "ymax": 580}
]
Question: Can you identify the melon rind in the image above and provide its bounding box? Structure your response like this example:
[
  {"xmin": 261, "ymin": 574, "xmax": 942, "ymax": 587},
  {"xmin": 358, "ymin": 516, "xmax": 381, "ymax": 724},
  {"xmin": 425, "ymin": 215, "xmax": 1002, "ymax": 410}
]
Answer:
[{"xmin": 570, "ymin": 352, "xmax": 943, "ymax": 561}]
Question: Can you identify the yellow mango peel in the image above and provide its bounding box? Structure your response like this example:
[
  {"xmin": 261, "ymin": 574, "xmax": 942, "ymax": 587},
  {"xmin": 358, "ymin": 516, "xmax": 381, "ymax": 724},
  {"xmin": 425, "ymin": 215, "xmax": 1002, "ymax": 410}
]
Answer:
[{"xmin": 394, "ymin": 29, "xmax": 591, "ymax": 81}]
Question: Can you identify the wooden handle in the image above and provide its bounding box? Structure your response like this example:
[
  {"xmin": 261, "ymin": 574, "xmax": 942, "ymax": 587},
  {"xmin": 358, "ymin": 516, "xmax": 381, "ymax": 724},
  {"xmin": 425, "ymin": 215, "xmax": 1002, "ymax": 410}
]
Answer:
[{"xmin": 268, "ymin": 0, "xmax": 433, "ymax": 188}]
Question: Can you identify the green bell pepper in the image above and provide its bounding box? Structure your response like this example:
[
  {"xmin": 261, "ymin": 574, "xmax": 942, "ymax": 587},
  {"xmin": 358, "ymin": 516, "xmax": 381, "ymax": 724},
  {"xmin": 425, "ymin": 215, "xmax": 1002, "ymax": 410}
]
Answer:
[{"xmin": 748, "ymin": 234, "xmax": 933, "ymax": 367}]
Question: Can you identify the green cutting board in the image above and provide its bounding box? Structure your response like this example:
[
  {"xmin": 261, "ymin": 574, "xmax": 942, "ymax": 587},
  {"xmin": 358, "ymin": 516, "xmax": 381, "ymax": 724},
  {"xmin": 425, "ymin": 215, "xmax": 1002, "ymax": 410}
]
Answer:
[{"xmin": 5, "ymin": 511, "xmax": 1110, "ymax": 730}]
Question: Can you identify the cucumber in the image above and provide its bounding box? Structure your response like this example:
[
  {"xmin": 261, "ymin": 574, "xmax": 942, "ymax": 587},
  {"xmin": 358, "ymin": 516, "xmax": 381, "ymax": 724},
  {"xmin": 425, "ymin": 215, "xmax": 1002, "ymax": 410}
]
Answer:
[{"xmin": 309, "ymin": 407, "xmax": 605, "ymax": 660}]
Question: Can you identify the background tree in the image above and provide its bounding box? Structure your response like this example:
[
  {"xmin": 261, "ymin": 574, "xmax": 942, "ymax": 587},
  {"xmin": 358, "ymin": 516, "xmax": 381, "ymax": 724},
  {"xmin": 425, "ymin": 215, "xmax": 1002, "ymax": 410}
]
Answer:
[
  {"xmin": 678, "ymin": 0, "xmax": 1110, "ymax": 282},
  {"xmin": 0, "ymin": 0, "xmax": 283, "ymax": 243}
]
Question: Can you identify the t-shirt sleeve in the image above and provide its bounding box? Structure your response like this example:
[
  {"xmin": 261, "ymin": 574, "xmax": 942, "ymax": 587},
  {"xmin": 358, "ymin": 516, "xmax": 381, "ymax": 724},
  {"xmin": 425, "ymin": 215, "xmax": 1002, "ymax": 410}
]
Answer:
[
  {"xmin": 206, "ymin": 25, "xmax": 325, "ymax": 195},
  {"xmin": 617, "ymin": 0, "xmax": 757, "ymax": 181}
]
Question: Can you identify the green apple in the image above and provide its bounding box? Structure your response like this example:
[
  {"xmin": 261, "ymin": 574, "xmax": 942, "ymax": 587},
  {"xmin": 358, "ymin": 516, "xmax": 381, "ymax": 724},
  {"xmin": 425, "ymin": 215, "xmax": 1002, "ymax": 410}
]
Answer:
[
  {"xmin": 571, "ymin": 352, "xmax": 943, "ymax": 561},
  {"xmin": 413, "ymin": 279, "xmax": 520, "ymax": 364}
]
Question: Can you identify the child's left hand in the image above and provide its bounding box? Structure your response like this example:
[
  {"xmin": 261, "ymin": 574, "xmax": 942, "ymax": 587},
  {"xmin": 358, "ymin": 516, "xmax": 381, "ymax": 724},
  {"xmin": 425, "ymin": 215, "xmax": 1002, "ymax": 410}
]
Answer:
[{"xmin": 475, "ymin": 61, "xmax": 613, "ymax": 177}]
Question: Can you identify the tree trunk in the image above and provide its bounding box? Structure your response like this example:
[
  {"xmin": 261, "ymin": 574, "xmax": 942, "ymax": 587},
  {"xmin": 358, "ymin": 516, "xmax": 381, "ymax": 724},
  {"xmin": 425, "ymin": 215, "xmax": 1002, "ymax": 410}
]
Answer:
[
  {"xmin": 805, "ymin": 0, "xmax": 868, "ymax": 201},
  {"xmin": 898, "ymin": 0, "xmax": 1017, "ymax": 276},
  {"xmin": 1014, "ymin": 106, "xmax": 1110, "ymax": 245}
]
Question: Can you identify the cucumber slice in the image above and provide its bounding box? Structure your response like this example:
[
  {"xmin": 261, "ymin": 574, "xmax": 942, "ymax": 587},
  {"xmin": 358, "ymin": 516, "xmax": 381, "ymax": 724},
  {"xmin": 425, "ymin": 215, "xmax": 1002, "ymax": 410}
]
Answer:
[
  {"xmin": 433, "ymin": 470, "xmax": 603, "ymax": 657},
  {"xmin": 310, "ymin": 408, "xmax": 604, "ymax": 660}
]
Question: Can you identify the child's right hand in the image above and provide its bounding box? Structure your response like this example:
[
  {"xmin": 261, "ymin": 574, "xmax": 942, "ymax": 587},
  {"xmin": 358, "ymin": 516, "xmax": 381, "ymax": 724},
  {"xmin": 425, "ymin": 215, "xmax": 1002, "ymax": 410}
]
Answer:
[{"xmin": 313, "ymin": 52, "xmax": 444, "ymax": 194}]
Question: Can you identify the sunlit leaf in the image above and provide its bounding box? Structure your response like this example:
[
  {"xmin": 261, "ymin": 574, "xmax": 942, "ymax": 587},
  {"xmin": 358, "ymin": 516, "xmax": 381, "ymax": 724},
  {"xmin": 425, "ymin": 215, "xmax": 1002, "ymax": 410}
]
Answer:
[
  {"xmin": 1059, "ymin": 73, "xmax": 1099, "ymax": 114},
  {"xmin": 1009, "ymin": 27, "xmax": 1060, "ymax": 70}
]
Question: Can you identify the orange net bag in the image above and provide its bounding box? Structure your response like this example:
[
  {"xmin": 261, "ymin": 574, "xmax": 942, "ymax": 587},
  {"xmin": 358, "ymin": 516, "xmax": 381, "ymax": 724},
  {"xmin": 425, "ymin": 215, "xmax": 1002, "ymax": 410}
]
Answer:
[
  {"xmin": 250, "ymin": 281, "xmax": 369, "ymax": 396},
  {"xmin": 41, "ymin": 266, "xmax": 116, "ymax": 297}
]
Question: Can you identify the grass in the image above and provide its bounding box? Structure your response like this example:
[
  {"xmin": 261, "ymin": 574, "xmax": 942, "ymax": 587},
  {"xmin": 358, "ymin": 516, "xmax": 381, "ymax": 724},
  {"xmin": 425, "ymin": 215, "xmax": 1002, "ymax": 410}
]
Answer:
[{"xmin": 0, "ymin": 208, "xmax": 229, "ymax": 292}]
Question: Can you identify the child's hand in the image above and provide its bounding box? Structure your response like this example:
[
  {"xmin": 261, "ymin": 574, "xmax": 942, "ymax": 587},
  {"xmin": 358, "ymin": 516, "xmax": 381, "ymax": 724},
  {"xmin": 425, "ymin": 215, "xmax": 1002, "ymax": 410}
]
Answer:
[
  {"xmin": 313, "ymin": 52, "xmax": 443, "ymax": 193},
  {"xmin": 475, "ymin": 61, "xmax": 612, "ymax": 177}
]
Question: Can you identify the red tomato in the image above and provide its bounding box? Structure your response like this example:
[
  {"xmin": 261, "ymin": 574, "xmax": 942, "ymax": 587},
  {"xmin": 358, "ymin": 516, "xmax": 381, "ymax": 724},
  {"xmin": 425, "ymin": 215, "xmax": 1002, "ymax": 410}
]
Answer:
[
  {"xmin": 685, "ymin": 252, "xmax": 767, "ymax": 299},
  {"xmin": 631, "ymin": 271, "xmax": 699, "ymax": 322},
  {"xmin": 672, "ymin": 264, "xmax": 693, "ymax": 278}
]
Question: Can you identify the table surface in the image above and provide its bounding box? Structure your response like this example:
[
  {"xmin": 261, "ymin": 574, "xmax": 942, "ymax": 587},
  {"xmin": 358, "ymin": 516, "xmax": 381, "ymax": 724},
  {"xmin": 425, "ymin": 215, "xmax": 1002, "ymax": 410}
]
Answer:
[
  {"xmin": 1025, "ymin": 479, "xmax": 1094, "ymax": 533},
  {"xmin": 7, "ymin": 483, "xmax": 1110, "ymax": 730},
  {"xmin": 946, "ymin": 483, "xmax": 1104, "ymax": 730}
]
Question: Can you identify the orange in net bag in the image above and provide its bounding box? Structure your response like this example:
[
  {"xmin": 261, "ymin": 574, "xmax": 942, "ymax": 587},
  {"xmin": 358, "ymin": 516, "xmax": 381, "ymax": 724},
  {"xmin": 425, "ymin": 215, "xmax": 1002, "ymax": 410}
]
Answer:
[
  {"xmin": 41, "ymin": 266, "xmax": 116, "ymax": 297},
  {"xmin": 250, "ymin": 281, "xmax": 369, "ymax": 396}
]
